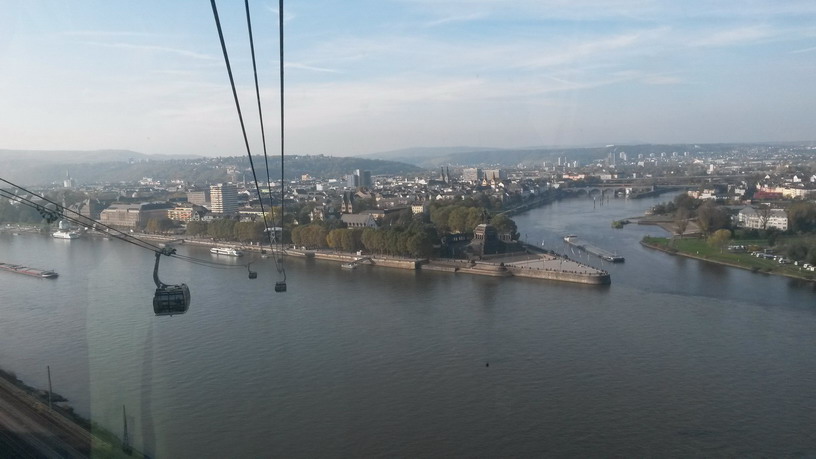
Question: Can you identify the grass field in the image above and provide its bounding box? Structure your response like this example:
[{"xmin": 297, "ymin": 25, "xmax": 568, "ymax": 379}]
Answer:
[{"xmin": 642, "ymin": 236, "xmax": 816, "ymax": 280}]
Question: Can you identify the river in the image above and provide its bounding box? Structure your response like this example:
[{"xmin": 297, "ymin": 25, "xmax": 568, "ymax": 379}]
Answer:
[{"xmin": 1, "ymin": 193, "xmax": 815, "ymax": 457}]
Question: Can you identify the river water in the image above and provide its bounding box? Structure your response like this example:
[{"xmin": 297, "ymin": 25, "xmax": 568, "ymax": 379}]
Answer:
[{"xmin": 1, "ymin": 194, "xmax": 815, "ymax": 457}]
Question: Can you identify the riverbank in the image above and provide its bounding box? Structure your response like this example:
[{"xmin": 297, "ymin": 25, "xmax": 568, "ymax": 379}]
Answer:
[{"xmin": 640, "ymin": 237, "xmax": 816, "ymax": 283}]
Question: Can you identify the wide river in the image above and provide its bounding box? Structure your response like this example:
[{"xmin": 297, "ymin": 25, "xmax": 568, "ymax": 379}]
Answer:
[{"xmin": 1, "ymin": 194, "xmax": 815, "ymax": 457}]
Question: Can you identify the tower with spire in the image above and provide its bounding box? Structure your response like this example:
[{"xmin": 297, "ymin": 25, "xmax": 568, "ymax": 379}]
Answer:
[{"xmin": 63, "ymin": 169, "xmax": 75, "ymax": 188}]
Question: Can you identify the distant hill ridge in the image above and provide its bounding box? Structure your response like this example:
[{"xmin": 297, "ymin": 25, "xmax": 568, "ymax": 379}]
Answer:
[
  {"xmin": 0, "ymin": 149, "xmax": 200, "ymax": 163},
  {"xmin": 362, "ymin": 142, "xmax": 816, "ymax": 168},
  {"xmin": 0, "ymin": 149, "xmax": 421, "ymax": 186}
]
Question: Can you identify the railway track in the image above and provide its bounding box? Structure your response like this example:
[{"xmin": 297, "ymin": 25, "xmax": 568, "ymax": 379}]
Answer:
[{"xmin": 0, "ymin": 376, "xmax": 92, "ymax": 458}]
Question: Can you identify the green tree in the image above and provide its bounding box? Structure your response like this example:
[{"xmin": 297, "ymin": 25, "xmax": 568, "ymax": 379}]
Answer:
[
  {"xmin": 708, "ymin": 228, "xmax": 732, "ymax": 253},
  {"xmin": 146, "ymin": 217, "xmax": 173, "ymax": 234},
  {"xmin": 673, "ymin": 193, "xmax": 699, "ymax": 212},
  {"xmin": 208, "ymin": 219, "xmax": 236, "ymax": 240},
  {"xmin": 464, "ymin": 207, "xmax": 484, "ymax": 232},
  {"xmin": 448, "ymin": 207, "xmax": 470, "ymax": 233},
  {"xmin": 0, "ymin": 199, "xmax": 20, "ymax": 223},
  {"xmin": 406, "ymin": 231, "xmax": 435, "ymax": 258},
  {"xmin": 361, "ymin": 227, "xmax": 384, "ymax": 253},
  {"xmin": 430, "ymin": 205, "xmax": 454, "ymax": 234},
  {"xmin": 341, "ymin": 229, "xmax": 363, "ymax": 252},
  {"xmin": 234, "ymin": 221, "xmax": 265, "ymax": 243},
  {"xmin": 785, "ymin": 240, "xmax": 811, "ymax": 261},
  {"xmin": 491, "ymin": 214, "xmax": 519, "ymax": 240},
  {"xmin": 787, "ymin": 202, "xmax": 816, "ymax": 233},
  {"xmin": 185, "ymin": 221, "xmax": 208, "ymax": 236},
  {"xmin": 291, "ymin": 225, "xmax": 305, "ymax": 246},
  {"xmin": 326, "ymin": 228, "xmax": 343, "ymax": 249},
  {"xmin": 296, "ymin": 224, "xmax": 329, "ymax": 248}
]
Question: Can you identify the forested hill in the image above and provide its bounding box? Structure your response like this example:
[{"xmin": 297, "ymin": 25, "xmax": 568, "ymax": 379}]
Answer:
[{"xmin": 0, "ymin": 150, "xmax": 422, "ymax": 186}]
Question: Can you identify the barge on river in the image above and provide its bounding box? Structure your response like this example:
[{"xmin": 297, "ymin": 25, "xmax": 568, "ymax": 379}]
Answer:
[
  {"xmin": 0, "ymin": 262, "xmax": 59, "ymax": 279},
  {"xmin": 563, "ymin": 235, "xmax": 625, "ymax": 263}
]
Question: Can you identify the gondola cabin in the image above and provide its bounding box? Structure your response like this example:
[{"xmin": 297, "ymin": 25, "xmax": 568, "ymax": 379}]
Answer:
[
  {"xmin": 152, "ymin": 249, "xmax": 191, "ymax": 316},
  {"xmin": 153, "ymin": 283, "xmax": 190, "ymax": 316}
]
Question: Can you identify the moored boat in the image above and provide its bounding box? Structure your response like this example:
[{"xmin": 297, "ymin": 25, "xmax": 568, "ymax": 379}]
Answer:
[
  {"xmin": 210, "ymin": 247, "xmax": 243, "ymax": 256},
  {"xmin": 53, "ymin": 220, "xmax": 81, "ymax": 239},
  {"xmin": 53, "ymin": 229, "xmax": 81, "ymax": 239}
]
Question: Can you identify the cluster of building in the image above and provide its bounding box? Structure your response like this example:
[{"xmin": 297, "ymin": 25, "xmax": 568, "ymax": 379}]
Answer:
[
  {"xmin": 50, "ymin": 167, "xmax": 544, "ymax": 233},
  {"xmin": 10, "ymin": 143, "xmax": 813, "ymax": 237}
]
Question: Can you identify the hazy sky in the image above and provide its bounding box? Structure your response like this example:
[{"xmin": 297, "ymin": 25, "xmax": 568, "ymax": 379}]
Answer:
[{"xmin": 2, "ymin": 1, "xmax": 815, "ymax": 157}]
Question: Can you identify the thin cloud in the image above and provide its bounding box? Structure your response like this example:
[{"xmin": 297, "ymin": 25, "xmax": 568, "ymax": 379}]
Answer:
[
  {"xmin": 789, "ymin": 45, "xmax": 816, "ymax": 54},
  {"xmin": 640, "ymin": 74, "xmax": 683, "ymax": 85},
  {"xmin": 399, "ymin": 0, "xmax": 660, "ymax": 21},
  {"xmin": 424, "ymin": 12, "xmax": 489, "ymax": 27},
  {"xmin": 79, "ymin": 41, "xmax": 217, "ymax": 61},
  {"xmin": 284, "ymin": 62, "xmax": 342, "ymax": 73},
  {"xmin": 518, "ymin": 31, "xmax": 647, "ymax": 69},
  {"xmin": 264, "ymin": 4, "xmax": 296, "ymax": 22},
  {"xmin": 65, "ymin": 30, "xmax": 162, "ymax": 38},
  {"xmin": 689, "ymin": 26, "xmax": 774, "ymax": 47}
]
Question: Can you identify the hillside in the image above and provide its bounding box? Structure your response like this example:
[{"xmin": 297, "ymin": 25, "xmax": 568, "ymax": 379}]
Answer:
[{"xmin": 0, "ymin": 150, "xmax": 422, "ymax": 186}]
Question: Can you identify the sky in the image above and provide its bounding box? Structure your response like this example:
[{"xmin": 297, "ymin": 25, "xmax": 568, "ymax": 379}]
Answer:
[{"xmin": 1, "ymin": 0, "xmax": 815, "ymax": 157}]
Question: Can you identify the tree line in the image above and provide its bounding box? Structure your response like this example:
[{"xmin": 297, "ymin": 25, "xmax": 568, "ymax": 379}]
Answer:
[
  {"xmin": 288, "ymin": 200, "xmax": 519, "ymax": 258},
  {"xmin": 429, "ymin": 201, "xmax": 518, "ymax": 239},
  {"xmin": 291, "ymin": 222, "xmax": 438, "ymax": 258},
  {"xmin": 186, "ymin": 219, "xmax": 267, "ymax": 243}
]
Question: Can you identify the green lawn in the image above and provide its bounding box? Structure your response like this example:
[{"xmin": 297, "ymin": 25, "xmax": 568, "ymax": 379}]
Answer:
[{"xmin": 642, "ymin": 236, "xmax": 816, "ymax": 280}]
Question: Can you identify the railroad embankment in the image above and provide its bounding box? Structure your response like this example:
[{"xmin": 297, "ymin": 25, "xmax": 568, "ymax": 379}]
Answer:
[{"xmin": 0, "ymin": 368, "xmax": 145, "ymax": 458}]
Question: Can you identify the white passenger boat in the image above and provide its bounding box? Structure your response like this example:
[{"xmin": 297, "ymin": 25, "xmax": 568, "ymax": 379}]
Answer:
[
  {"xmin": 210, "ymin": 247, "xmax": 243, "ymax": 256},
  {"xmin": 53, "ymin": 220, "xmax": 81, "ymax": 239},
  {"xmin": 53, "ymin": 229, "xmax": 81, "ymax": 239}
]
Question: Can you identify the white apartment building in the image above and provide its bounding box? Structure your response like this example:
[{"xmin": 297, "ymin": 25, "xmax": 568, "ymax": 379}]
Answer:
[{"xmin": 737, "ymin": 207, "xmax": 788, "ymax": 231}]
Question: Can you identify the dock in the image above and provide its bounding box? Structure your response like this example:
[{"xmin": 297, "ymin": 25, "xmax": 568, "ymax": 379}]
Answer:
[
  {"xmin": 341, "ymin": 257, "xmax": 372, "ymax": 269},
  {"xmin": 563, "ymin": 235, "xmax": 624, "ymax": 263}
]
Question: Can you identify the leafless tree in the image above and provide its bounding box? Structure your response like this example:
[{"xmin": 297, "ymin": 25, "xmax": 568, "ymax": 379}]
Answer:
[
  {"xmin": 696, "ymin": 201, "xmax": 728, "ymax": 236},
  {"xmin": 756, "ymin": 205, "xmax": 773, "ymax": 231},
  {"xmin": 674, "ymin": 207, "xmax": 690, "ymax": 241}
]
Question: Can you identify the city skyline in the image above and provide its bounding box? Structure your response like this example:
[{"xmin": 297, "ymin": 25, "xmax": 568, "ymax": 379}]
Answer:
[{"xmin": 2, "ymin": 1, "xmax": 815, "ymax": 158}]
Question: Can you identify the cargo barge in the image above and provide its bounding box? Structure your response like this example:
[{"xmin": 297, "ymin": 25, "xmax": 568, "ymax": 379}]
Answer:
[
  {"xmin": 0, "ymin": 262, "xmax": 59, "ymax": 279},
  {"xmin": 563, "ymin": 235, "xmax": 625, "ymax": 263}
]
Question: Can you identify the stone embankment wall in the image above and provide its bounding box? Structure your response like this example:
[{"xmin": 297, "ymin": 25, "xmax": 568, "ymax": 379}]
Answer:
[
  {"xmin": 286, "ymin": 249, "xmax": 608, "ymax": 284},
  {"xmin": 287, "ymin": 250, "xmax": 420, "ymax": 270},
  {"xmin": 370, "ymin": 257, "xmax": 420, "ymax": 270},
  {"xmin": 505, "ymin": 265, "xmax": 610, "ymax": 285}
]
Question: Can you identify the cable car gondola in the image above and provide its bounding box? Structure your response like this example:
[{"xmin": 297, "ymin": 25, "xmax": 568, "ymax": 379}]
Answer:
[{"xmin": 152, "ymin": 248, "xmax": 190, "ymax": 316}]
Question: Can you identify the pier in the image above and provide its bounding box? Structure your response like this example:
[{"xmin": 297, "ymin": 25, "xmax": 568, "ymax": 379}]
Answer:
[{"xmin": 341, "ymin": 257, "xmax": 372, "ymax": 269}]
